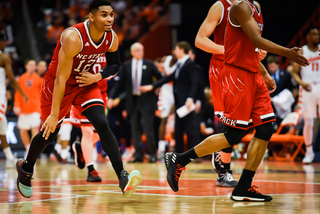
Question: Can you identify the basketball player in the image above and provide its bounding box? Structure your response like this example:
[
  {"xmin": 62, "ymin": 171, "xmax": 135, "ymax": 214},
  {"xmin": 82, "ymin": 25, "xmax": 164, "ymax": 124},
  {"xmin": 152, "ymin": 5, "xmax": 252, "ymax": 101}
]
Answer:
[
  {"xmin": 164, "ymin": 0, "xmax": 309, "ymax": 202},
  {"xmin": 291, "ymin": 26, "xmax": 320, "ymax": 164},
  {"xmin": 156, "ymin": 51, "xmax": 177, "ymax": 159},
  {"xmin": 195, "ymin": 0, "xmax": 268, "ymax": 187},
  {"xmin": 71, "ymin": 52, "xmax": 108, "ymax": 182},
  {"xmin": 16, "ymin": 0, "xmax": 142, "ymax": 198},
  {"xmin": 0, "ymin": 33, "xmax": 28, "ymax": 168}
]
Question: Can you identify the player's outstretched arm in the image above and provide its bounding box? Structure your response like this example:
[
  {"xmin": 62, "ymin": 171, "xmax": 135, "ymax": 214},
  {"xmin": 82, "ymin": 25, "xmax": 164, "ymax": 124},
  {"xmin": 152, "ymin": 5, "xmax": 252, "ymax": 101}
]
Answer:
[
  {"xmin": 4, "ymin": 55, "xmax": 28, "ymax": 102},
  {"xmin": 291, "ymin": 49, "xmax": 312, "ymax": 91},
  {"xmin": 195, "ymin": 2, "xmax": 224, "ymax": 54},
  {"xmin": 42, "ymin": 29, "xmax": 81, "ymax": 140},
  {"xmin": 230, "ymin": 1, "xmax": 309, "ymax": 67}
]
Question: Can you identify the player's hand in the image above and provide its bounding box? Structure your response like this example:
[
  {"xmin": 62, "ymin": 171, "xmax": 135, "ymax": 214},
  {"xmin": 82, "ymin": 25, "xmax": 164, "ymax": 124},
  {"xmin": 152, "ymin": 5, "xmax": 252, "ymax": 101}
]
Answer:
[
  {"xmin": 289, "ymin": 47, "xmax": 310, "ymax": 67},
  {"xmin": 263, "ymin": 73, "xmax": 277, "ymax": 93},
  {"xmin": 41, "ymin": 114, "xmax": 58, "ymax": 140},
  {"xmin": 107, "ymin": 99, "xmax": 114, "ymax": 109},
  {"xmin": 140, "ymin": 85, "xmax": 153, "ymax": 93},
  {"xmin": 301, "ymin": 82, "xmax": 312, "ymax": 92},
  {"xmin": 259, "ymin": 49, "xmax": 267, "ymax": 61},
  {"xmin": 185, "ymin": 98, "xmax": 194, "ymax": 110},
  {"xmin": 77, "ymin": 72, "xmax": 100, "ymax": 87},
  {"xmin": 106, "ymin": 73, "xmax": 117, "ymax": 80}
]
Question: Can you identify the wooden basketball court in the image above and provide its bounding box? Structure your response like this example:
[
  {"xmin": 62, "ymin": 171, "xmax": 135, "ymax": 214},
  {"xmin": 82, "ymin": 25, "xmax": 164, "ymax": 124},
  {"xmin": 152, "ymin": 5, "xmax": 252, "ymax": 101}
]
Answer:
[{"xmin": 1, "ymin": 159, "xmax": 320, "ymax": 213}]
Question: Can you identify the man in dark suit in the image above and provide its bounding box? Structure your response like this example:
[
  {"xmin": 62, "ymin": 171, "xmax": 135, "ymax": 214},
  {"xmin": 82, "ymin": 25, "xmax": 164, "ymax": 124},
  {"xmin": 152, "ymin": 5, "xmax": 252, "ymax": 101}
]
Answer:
[
  {"xmin": 141, "ymin": 41, "xmax": 200, "ymax": 153},
  {"xmin": 109, "ymin": 42, "xmax": 163, "ymax": 163},
  {"xmin": 266, "ymin": 55, "xmax": 298, "ymax": 126}
]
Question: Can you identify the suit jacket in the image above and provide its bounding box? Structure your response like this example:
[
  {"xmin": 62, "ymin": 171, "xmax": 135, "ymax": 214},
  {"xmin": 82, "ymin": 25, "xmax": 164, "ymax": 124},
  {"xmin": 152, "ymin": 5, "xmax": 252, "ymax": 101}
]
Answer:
[
  {"xmin": 109, "ymin": 59, "xmax": 163, "ymax": 113},
  {"xmin": 270, "ymin": 69, "xmax": 297, "ymax": 98},
  {"xmin": 152, "ymin": 58, "xmax": 199, "ymax": 108}
]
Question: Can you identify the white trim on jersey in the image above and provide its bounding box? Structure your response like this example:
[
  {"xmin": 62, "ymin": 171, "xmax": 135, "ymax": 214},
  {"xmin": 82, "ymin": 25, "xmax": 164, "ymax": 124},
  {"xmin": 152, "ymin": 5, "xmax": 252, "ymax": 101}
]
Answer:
[
  {"xmin": 84, "ymin": 20, "xmax": 106, "ymax": 49},
  {"xmin": 81, "ymin": 98, "xmax": 104, "ymax": 107},
  {"xmin": 236, "ymin": 120, "xmax": 249, "ymax": 125},
  {"xmin": 260, "ymin": 112, "xmax": 275, "ymax": 120},
  {"xmin": 228, "ymin": 4, "xmax": 240, "ymax": 28},
  {"xmin": 243, "ymin": 0, "xmax": 254, "ymax": 17},
  {"xmin": 60, "ymin": 27, "xmax": 83, "ymax": 52},
  {"xmin": 108, "ymin": 29, "xmax": 115, "ymax": 51},
  {"xmin": 217, "ymin": 1, "xmax": 224, "ymax": 26}
]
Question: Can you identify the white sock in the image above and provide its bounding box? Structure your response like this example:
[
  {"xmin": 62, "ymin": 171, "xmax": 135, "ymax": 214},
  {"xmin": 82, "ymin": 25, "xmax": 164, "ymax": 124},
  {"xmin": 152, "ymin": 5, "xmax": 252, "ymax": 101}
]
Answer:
[
  {"xmin": 158, "ymin": 140, "xmax": 167, "ymax": 152},
  {"xmin": 60, "ymin": 149, "xmax": 69, "ymax": 159},
  {"xmin": 3, "ymin": 147, "xmax": 14, "ymax": 160},
  {"xmin": 54, "ymin": 143, "xmax": 62, "ymax": 154},
  {"xmin": 86, "ymin": 162, "xmax": 94, "ymax": 167},
  {"xmin": 306, "ymin": 145, "xmax": 313, "ymax": 154}
]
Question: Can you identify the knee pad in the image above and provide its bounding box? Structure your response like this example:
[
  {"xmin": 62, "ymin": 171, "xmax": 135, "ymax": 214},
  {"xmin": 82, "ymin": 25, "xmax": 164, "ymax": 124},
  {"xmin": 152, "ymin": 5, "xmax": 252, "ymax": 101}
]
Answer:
[
  {"xmin": 254, "ymin": 122, "xmax": 273, "ymax": 141},
  {"xmin": 224, "ymin": 126, "xmax": 245, "ymax": 146}
]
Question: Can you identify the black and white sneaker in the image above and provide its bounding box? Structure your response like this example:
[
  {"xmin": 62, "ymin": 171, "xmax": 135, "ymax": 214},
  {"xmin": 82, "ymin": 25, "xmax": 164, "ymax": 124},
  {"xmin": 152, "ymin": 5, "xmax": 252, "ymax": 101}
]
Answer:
[
  {"xmin": 72, "ymin": 141, "xmax": 85, "ymax": 169},
  {"xmin": 165, "ymin": 152, "xmax": 185, "ymax": 192},
  {"xmin": 231, "ymin": 185, "xmax": 273, "ymax": 202},
  {"xmin": 216, "ymin": 169, "xmax": 238, "ymax": 187}
]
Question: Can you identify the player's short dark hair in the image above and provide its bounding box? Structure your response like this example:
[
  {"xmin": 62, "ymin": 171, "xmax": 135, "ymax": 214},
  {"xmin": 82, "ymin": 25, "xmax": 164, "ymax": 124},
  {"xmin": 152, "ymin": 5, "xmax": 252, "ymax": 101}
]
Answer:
[
  {"xmin": 266, "ymin": 55, "xmax": 279, "ymax": 64},
  {"xmin": 303, "ymin": 25, "xmax": 319, "ymax": 38},
  {"xmin": 176, "ymin": 41, "xmax": 191, "ymax": 54},
  {"xmin": 0, "ymin": 33, "xmax": 7, "ymax": 41},
  {"xmin": 89, "ymin": 0, "xmax": 112, "ymax": 14}
]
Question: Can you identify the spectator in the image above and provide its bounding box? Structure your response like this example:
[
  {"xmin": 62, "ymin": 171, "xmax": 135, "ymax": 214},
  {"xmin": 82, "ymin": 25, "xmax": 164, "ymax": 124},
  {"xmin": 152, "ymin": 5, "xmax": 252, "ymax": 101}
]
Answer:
[
  {"xmin": 14, "ymin": 59, "xmax": 42, "ymax": 157},
  {"xmin": 266, "ymin": 55, "xmax": 298, "ymax": 128}
]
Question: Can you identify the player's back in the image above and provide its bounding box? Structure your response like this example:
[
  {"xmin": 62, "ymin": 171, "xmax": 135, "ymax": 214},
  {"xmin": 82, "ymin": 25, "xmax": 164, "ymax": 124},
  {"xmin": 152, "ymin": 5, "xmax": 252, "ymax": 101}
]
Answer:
[
  {"xmin": 300, "ymin": 44, "xmax": 320, "ymax": 83},
  {"xmin": 46, "ymin": 21, "xmax": 114, "ymax": 85},
  {"xmin": 211, "ymin": 0, "xmax": 232, "ymax": 61},
  {"xmin": 224, "ymin": 0, "xmax": 263, "ymax": 73}
]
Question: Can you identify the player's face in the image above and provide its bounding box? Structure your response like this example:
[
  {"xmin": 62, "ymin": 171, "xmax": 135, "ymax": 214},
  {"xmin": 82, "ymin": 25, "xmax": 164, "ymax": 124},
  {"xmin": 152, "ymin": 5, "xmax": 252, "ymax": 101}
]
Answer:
[
  {"xmin": 307, "ymin": 29, "xmax": 319, "ymax": 45},
  {"xmin": 93, "ymin": 6, "xmax": 114, "ymax": 32}
]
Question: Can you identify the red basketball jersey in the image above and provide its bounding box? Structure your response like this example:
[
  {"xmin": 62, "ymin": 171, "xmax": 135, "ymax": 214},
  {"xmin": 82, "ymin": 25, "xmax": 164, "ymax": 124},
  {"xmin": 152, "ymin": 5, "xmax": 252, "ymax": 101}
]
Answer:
[
  {"xmin": 224, "ymin": 0, "xmax": 263, "ymax": 73},
  {"xmin": 94, "ymin": 54, "xmax": 108, "ymax": 93},
  {"xmin": 211, "ymin": 0, "xmax": 232, "ymax": 61},
  {"xmin": 46, "ymin": 21, "xmax": 114, "ymax": 85}
]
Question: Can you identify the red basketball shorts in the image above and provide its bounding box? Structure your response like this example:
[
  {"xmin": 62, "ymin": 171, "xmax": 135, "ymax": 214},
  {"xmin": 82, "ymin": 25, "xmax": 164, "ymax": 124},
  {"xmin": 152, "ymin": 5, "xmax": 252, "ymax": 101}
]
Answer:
[
  {"xmin": 218, "ymin": 65, "xmax": 275, "ymax": 130},
  {"xmin": 70, "ymin": 91, "xmax": 107, "ymax": 127},
  {"xmin": 209, "ymin": 57, "xmax": 224, "ymax": 116},
  {"xmin": 40, "ymin": 73, "xmax": 105, "ymax": 125}
]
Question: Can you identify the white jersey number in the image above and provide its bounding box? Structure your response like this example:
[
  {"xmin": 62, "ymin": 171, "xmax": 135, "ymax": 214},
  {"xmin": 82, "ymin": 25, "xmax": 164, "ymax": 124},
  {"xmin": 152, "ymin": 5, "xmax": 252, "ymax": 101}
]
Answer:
[{"xmin": 74, "ymin": 59, "xmax": 96, "ymax": 73}]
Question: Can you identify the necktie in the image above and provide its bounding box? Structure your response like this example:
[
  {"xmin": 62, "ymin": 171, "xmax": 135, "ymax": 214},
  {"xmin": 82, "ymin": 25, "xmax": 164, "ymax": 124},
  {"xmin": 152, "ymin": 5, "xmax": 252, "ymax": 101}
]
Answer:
[
  {"xmin": 133, "ymin": 62, "xmax": 139, "ymax": 94},
  {"xmin": 174, "ymin": 63, "xmax": 182, "ymax": 79}
]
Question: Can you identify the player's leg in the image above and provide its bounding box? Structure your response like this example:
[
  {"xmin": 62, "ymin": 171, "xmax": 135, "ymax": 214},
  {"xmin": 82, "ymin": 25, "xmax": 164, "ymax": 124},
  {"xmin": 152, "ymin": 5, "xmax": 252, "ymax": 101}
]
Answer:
[
  {"xmin": 301, "ymin": 89, "xmax": 316, "ymax": 163},
  {"xmin": 303, "ymin": 118, "xmax": 315, "ymax": 163},
  {"xmin": 83, "ymin": 105, "xmax": 142, "ymax": 197},
  {"xmin": 16, "ymin": 127, "xmax": 61, "ymax": 198},
  {"xmin": 0, "ymin": 115, "xmax": 16, "ymax": 168},
  {"xmin": 80, "ymin": 125, "xmax": 101, "ymax": 182}
]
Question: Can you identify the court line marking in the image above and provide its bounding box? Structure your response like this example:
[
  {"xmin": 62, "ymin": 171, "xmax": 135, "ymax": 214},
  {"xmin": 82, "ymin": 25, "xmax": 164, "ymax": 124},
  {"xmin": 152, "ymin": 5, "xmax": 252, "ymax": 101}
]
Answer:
[{"xmin": 0, "ymin": 192, "xmax": 91, "ymax": 205}]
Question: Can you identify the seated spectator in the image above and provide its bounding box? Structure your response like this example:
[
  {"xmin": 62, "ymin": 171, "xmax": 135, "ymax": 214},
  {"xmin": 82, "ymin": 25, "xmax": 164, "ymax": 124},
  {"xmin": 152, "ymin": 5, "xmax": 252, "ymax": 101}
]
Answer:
[{"xmin": 266, "ymin": 55, "xmax": 298, "ymax": 129}]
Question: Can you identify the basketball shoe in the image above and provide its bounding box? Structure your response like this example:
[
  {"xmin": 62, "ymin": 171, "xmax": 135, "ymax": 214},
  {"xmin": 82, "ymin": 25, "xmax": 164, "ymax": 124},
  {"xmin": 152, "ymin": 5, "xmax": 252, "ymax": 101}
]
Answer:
[
  {"xmin": 230, "ymin": 185, "xmax": 273, "ymax": 202},
  {"xmin": 119, "ymin": 170, "xmax": 143, "ymax": 197},
  {"xmin": 165, "ymin": 152, "xmax": 185, "ymax": 192},
  {"xmin": 16, "ymin": 159, "xmax": 33, "ymax": 198},
  {"xmin": 302, "ymin": 150, "xmax": 315, "ymax": 164},
  {"xmin": 72, "ymin": 141, "xmax": 85, "ymax": 169},
  {"xmin": 216, "ymin": 169, "xmax": 238, "ymax": 187},
  {"xmin": 87, "ymin": 170, "xmax": 102, "ymax": 182}
]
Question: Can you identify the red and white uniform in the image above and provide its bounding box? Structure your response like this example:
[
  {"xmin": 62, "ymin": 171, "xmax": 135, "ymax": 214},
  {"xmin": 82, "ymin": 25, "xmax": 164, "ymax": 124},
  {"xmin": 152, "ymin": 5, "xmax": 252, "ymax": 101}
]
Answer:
[
  {"xmin": 298, "ymin": 44, "xmax": 320, "ymax": 119},
  {"xmin": 0, "ymin": 65, "xmax": 7, "ymax": 135},
  {"xmin": 218, "ymin": 0, "xmax": 275, "ymax": 129},
  {"xmin": 41, "ymin": 21, "xmax": 114, "ymax": 125},
  {"xmin": 209, "ymin": 0, "xmax": 232, "ymax": 117},
  {"xmin": 70, "ymin": 54, "xmax": 108, "ymax": 126}
]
